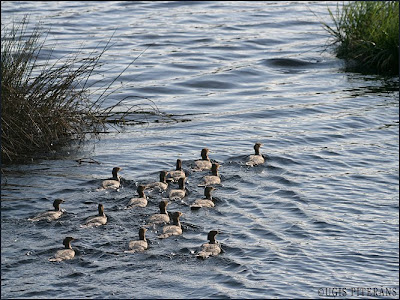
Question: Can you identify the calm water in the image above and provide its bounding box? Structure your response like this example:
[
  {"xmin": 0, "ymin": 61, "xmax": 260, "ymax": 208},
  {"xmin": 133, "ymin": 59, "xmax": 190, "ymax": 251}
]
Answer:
[{"xmin": 1, "ymin": 1, "xmax": 399, "ymax": 299}]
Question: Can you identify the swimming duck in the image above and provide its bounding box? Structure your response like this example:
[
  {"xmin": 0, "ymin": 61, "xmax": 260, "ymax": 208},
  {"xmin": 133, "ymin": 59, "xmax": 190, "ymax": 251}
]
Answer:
[
  {"xmin": 193, "ymin": 148, "xmax": 212, "ymax": 171},
  {"xmin": 198, "ymin": 163, "xmax": 221, "ymax": 186},
  {"xmin": 196, "ymin": 230, "xmax": 221, "ymax": 259},
  {"xmin": 49, "ymin": 237, "xmax": 76, "ymax": 262},
  {"xmin": 147, "ymin": 200, "xmax": 170, "ymax": 225},
  {"xmin": 166, "ymin": 159, "xmax": 186, "ymax": 182},
  {"xmin": 245, "ymin": 142, "xmax": 265, "ymax": 166},
  {"xmin": 126, "ymin": 185, "xmax": 147, "ymax": 209},
  {"xmin": 125, "ymin": 227, "xmax": 148, "ymax": 253},
  {"xmin": 190, "ymin": 187, "xmax": 216, "ymax": 210},
  {"xmin": 169, "ymin": 177, "xmax": 187, "ymax": 200},
  {"xmin": 81, "ymin": 204, "xmax": 107, "ymax": 228},
  {"xmin": 101, "ymin": 167, "xmax": 122, "ymax": 190},
  {"xmin": 146, "ymin": 171, "xmax": 168, "ymax": 191},
  {"xmin": 28, "ymin": 199, "xmax": 65, "ymax": 222},
  {"xmin": 158, "ymin": 211, "xmax": 183, "ymax": 239}
]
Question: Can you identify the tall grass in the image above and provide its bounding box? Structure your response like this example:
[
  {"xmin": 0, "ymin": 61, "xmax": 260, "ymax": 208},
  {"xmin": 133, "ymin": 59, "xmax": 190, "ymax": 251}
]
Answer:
[
  {"xmin": 1, "ymin": 18, "xmax": 160, "ymax": 163},
  {"xmin": 322, "ymin": 1, "xmax": 399, "ymax": 75}
]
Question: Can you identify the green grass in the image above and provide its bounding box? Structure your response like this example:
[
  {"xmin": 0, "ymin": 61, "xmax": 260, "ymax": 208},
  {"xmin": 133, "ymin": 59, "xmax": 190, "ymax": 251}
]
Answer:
[
  {"xmin": 322, "ymin": 1, "xmax": 399, "ymax": 75},
  {"xmin": 1, "ymin": 18, "xmax": 162, "ymax": 164}
]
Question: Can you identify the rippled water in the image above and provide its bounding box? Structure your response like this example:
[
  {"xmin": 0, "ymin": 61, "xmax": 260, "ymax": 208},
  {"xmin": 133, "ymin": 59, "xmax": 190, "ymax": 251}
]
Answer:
[{"xmin": 1, "ymin": 1, "xmax": 399, "ymax": 299}]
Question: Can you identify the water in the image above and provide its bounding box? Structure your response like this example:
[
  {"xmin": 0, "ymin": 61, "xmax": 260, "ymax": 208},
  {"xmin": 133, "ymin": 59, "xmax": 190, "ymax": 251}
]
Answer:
[{"xmin": 1, "ymin": 1, "xmax": 399, "ymax": 299}]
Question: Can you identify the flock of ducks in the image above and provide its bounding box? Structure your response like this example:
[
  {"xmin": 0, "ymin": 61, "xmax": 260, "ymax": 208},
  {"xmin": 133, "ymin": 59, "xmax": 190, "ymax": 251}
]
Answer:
[{"xmin": 28, "ymin": 143, "xmax": 265, "ymax": 262}]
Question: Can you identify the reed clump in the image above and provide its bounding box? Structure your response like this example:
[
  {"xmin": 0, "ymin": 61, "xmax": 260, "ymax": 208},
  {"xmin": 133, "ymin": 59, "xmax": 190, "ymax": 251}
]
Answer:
[
  {"xmin": 323, "ymin": 1, "xmax": 399, "ymax": 75},
  {"xmin": 1, "ymin": 19, "xmax": 158, "ymax": 163}
]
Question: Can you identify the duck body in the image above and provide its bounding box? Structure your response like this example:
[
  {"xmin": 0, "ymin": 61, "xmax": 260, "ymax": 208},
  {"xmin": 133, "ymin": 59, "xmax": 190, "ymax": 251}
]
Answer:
[
  {"xmin": 125, "ymin": 228, "xmax": 148, "ymax": 253},
  {"xmin": 158, "ymin": 212, "xmax": 183, "ymax": 239},
  {"xmin": 190, "ymin": 187, "xmax": 216, "ymax": 210},
  {"xmin": 82, "ymin": 204, "xmax": 107, "ymax": 228},
  {"xmin": 193, "ymin": 148, "xmax": 212, "ymax": 171},
  {"xmin": 246, "ymin": 143, "xmax": 265, "ymax": 166},
  {"xmin": 196, "ymin": 230, "xmax": 221, "ymax": 259},
  {"xmin": 169, "ymin": 177, "xmax": 187, "ymax": 200},
  {"xmin": 126, "ymin": 185, "xmax": 147, "ymax": 209},
  {"xmin": 28, "ymin": 199, "xmax": 65, "ymax": 222},
  {"xmin": 198, "ymin": 163, "xmax": 221, "ymax": 186},
  {"xmin": 49, "ymin": 237, "xmax": 76, "ymax": 262},
  {"xmin": 101, "ymin": 167, "xmax": 122, "ymax": 190},
  {"xmin": 191, "ymin": 199, "xmax": 214, "ymax": 209},
  {"xmin": 197, "ymin": 242, "xmax": 221, "ymax": 259},
  {"xmin": 146, "ymin": 171, "xmax": 168, "ymax": 191},
  {"xmin": 147, "ymin": 200, "xmax": 170, "ymax": 225}
]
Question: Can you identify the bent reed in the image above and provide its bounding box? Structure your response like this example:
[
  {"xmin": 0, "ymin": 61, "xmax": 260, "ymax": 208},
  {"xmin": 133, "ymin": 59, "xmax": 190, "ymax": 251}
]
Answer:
[
  {"xmin": 322, "ymin": 1, "xmax": 399, "ymax": 75},
  {"xmin": 1, "ymin": 18, "xmax": 157, "ymax": 163}
]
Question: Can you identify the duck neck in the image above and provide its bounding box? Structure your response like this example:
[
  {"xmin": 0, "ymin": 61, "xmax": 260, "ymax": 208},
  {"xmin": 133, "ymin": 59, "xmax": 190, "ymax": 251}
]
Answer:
[
  {"xmin": 211, "ymin": 169, "xmax": 219, "ymax": 176},
  {"xmin": 172, "ymin": 217, "xmax": 181, "ymax": 227},
  {"xmin": 255, "ymin": 147, "xmax": 260, "ymax": 155},
  {"xmin": 160, "ymin": 207, "xmax": 167, "ymax": 215},
  {"xmin": 64, "ymin": 240, "xmax": 72, "ymax": 249},
  {"xmin": 201, "ymin": 153, "xmax": 209, "ymax": 161},
  {"xmin": 98, "ymin": 206, "xmax": 105, "ymax": 217},
  {"xmin": 138, "ymin": 190, "xmax": 146, "ymax": 199},
  {"xmin": 139, "ymin": 231, "xmax": 146, "ymax": 241},
  {"xmin": 208, "ymin": 237, "xmax": 216, "ymax": 244},
  {"xmin": 176, "ymin": 160, "xmax": 182, "ymax": 171},
  {"xmin": 54, "ymin": 203, "xmax": 61, "ymax": 211},
  {"xmin": 160, "ymin": 172, "xmax": 167, "ymax": 183},
  {"xmin": 178, "ymin": 180, "xmax": 185, "ymax": 190},
  {"xmin": 112, "ymin": 171, "xmax": 120, "ymax": 181}
]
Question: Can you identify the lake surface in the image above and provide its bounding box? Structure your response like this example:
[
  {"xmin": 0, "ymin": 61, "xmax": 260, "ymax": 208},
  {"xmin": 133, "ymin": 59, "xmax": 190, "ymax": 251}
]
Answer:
[{"xmin": 1, "ymin": 1, "xmax": 399, "ymax": 299}]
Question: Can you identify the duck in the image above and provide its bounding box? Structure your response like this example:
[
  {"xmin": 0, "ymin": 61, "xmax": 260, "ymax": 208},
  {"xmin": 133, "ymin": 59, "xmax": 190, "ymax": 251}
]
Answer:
[
  {"xmin": 125, "ymin": 227, "xmax": 148, "ymax": 253},
  {"xmin": 126, "ymin": 185, "xmax": 147, "ymax": 209},
  {"xmin": 245, "ymin": 142, "xmax": 265, "ymax": 166},
  {"xmin": 158, "ymin": 211, "xmax": 183, "ymax": 239},
  {"xmin": 192, "ymin": 148, "xmax": 212, "ymax": 171},
  {"xmin": 28, "ymin": 199, "xmax": 65, "ymax": 222},
  {"xmin": 198, "ymin": 163, "xmax": 221, "ymax": 186},
  {"xmin": 166, "ymin": 159, "xmax": 186, "ymax": 182},
  {"xmin": 146, "ymin": 171, "xmax": 168, "ymax": 191},
  {"xmin": 196, "ymin": 230, "xmax": 221, "ymax": 259},
  {"xmin": 81, "ymin": 204, "xmax": 107, "ymax": 228},
  {"xmin": 190, "ymin": 187, "xmax": 216, "ymax": 210},
  {"xmin": 169, "ymin": 177, "xmax": 187, "ymax": 200},
  {"xmin": 49, "ymin": 237, "xmax": 76, "ymax": 262},
  {"xmin": 147, "ymin": 200, "xmax": 170, "ymax": 225},
  {"xmin": 101, "ymin": 167, "xmax": 122, "ymax": 190}
]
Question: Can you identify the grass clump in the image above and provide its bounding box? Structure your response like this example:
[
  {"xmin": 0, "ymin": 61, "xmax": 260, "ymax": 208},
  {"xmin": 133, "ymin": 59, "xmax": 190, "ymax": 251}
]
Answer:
[
  {"xmin": 1, "ymin": 18, "xmax": 160, "ymax": 164},
  {"xmin": 322, "ymin": 1, "xmax": 399, "ymax": 75}
]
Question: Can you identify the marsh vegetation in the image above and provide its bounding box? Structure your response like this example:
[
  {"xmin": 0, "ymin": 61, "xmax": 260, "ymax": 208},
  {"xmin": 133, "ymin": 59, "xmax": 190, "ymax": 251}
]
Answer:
[{"xmin": 322, "ymin": 1, "xmax": 399, "ymax": 75}]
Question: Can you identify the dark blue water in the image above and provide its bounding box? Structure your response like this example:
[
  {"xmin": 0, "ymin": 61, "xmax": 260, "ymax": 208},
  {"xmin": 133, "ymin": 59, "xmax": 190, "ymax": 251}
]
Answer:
[{"xmin": 1, "ymin": 1, "xmax": 399, "ymax": 299}]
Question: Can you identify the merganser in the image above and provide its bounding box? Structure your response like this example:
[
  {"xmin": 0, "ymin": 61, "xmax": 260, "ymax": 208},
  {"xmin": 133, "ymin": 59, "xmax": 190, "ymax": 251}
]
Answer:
[
  {"xmin": 28, "ymin": 199, "xmax": 65, "ymax": 222},
  {"xmin": 245, "ymin": 143, "xmax": 265, "ymax": 166},
  {"xmin": 198, "ymin": 163, "xmax": 220, "ymax": 186},
  {"xmin": 147, "ymin": 200, "xmax": 170, "ymax": 225},
  {"xmin": 101, "ymin": 167, "xmax": 122, "ymax": 190},
  {"xmin": 190, "ymin": 187, "xmax": 216, "ymax": 210},
  {"xmin": 126, "ymin": 185, "xmax": 147, "ymax": 209},
  {"xmin": 81, "ymin": 204, "xmax": 107, "ymax": 228},
  {"xmin": 169, "ymin": 177, "xmax": 187, "ymax": 200},
  {"xmin": 196, "ymin": 230, "xmax": 221, "ymax": 259},
  {"xmin": 146, "ymin": 171, "xmax": 168, "ymax": 191},
  {"xmin": 166, "ymin": 159, "xmax": 186, "ymax": 182},
  {"xmin": 49, "ymin": 237, "xmax": 76, "ymax": 262},
  {"xmin": 125, "ymin": 227, "xmax": 148, "ymax": 253},
  {"xmin": 193, "ymin": 148, "xmax": 212, "ymax": 171},
  {"xmin": 158, "ymin": 211, "xmax": 183, "ymax": 239}
]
